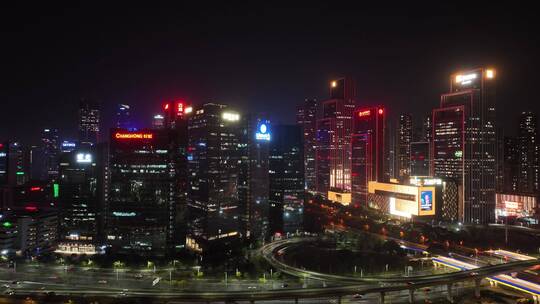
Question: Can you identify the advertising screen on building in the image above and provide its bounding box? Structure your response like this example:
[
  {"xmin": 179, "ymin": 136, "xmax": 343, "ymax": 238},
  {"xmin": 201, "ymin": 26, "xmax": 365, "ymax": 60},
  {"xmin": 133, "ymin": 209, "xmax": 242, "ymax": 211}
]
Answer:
[{"xmin": 420, "ymin": 190, "xmax": 433, "ymax": 211}]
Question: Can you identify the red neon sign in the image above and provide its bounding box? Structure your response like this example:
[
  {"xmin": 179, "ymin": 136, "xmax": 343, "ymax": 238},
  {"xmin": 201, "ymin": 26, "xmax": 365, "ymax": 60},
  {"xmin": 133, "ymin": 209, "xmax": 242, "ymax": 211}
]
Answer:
[
  {"xmin": 115, "ymin": 132, "xmax": 154, "ymax": 140},
  {"xmin": 176, "ymin": 101, "xmax": 184, "ymax": 116},
  {"xmin": 358, "ymin": 110, "xmax": 371, "ymax": 117},
  {"xmin": 164, "ymin": 103, "xmax": 170, "ymax": 110},
  {"xmin": 30, "ymin": 186, "xmax": 41, "ymax": 191},
  {"xmin": 378, "ymin": 108, "xmax": 384, "ymax": 115},
  {"xmin": 25, "ymin": 206, "xmax": 38, "ymax": 212}
]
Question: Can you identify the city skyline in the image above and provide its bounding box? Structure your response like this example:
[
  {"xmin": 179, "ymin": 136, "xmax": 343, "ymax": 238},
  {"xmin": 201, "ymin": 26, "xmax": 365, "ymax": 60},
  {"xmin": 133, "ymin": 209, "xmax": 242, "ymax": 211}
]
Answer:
[{"xmin": 4, "ymin": 5, "xmax": 540, "ymax": 303}]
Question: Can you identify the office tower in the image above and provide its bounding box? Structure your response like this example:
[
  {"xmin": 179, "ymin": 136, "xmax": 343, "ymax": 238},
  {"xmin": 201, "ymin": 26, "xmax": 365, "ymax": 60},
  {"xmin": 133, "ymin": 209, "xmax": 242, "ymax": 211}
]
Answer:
[
  {"xmin": 0, "ymin": 142, "xmax": 7, "ymax": 185},
  {"xmin": 351, "ymin": 107, "xmax": 386, "ymax": 207},
  {"xmin": 106, "ymin": 128, "xmax": 174, "ymax": 255},
  {"xmin": 410, "ymin": 142, "xmax": 430, "ymax": 176},
  {"xmin": 152, "ymin": 114, "xmax": 165, "ymax": 129},
  {"xmin": 503, "ymin": 137, "xmax": 519, "ymax": 192},
  {"xmin": 78, "ymin": 99, "xmax": 100, "ymax": 147},
  {"xmin": 41, "ymin": 128, "xmax": 60, "ymax": 180},
  {"xmin": 386, "ymin": 120, "xmax": 397, "ymax": 180},
  {"xmin": 164, "ymin": 101, "xmax": 191, "ymax": 251},
  {"xmin": 116, "ymin": 104, "xmax": 131, "ymax": 129},
  {"xmin": 423, "ymin": 114, "xmax": 432, "ymax": 142},
  {"xmin": 316, "ymin": 78, "xmax": 356, "ymax": 203},
  {"xmin": 296, "ymin": 98, "xmax": 318, "ymax": 191},
  {"xmin": 57, "ymin": 148, "xmax": 100, "ymax": 255},
  {"xmin": 432, "ymin": 68, "xmax": 496, "ymax": 224},
  {"xmin": 397, "ymin": 114, "xmax": 413, "ymax": 180},
  {"xmin": 186, "ymin": 103, "xmax": 242, "ymax": 252},
  {"xmin": 163, "ymin": 100, "xmax": 193, "ymax": 129},
  {"xmin": 239, "ymin": 115, "xmax": 270, "ymax": 241},
  {"xmin": 7, "ymin": 142, "xmax": 31, "ymax": 186},
  {"xmin": 269, "ymin": 125, "xmax": 304, "ymax": 235},
  {"xmin": 518, "ymin": 112, "xmax": 539, "ymax": 194}
]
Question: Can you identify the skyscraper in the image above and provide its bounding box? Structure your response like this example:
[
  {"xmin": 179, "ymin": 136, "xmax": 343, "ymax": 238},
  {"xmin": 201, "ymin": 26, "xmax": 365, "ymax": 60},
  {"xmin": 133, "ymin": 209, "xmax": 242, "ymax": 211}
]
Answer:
[
  {"xmin": 239, "ymin": 115, "xmax": 270, "ymax": 241},
  {"xmin": 432, "ymin": 68, "xmax": 496, "ymax": 224},
  {"xmin": 397, "ymin": 114, "xmax": 413, "ymax": 180},
  {"xmin": 116, "ymin": 104, "xmax": 131, "ymax": 129},
  {"xmin": 6, "ymin": 142, "xmax": 31, "ymax": 186},
  {"xmin": 410, "ymin": 142, "xmax": 430, "ymax": 176},
  {"xmin": 351, "ymin": 106, "xmax": 386, "ymax": 207},
  {"xmin": 41, "ymin": 128, "xmax": 60, "ymax": 180},
  {"xmin": 106, "ymin": 128, "xmax": 174, "ymax": 255},
  {"xmin": 269, "ymin": 125, "xmax": 304, "ymax": 235},
  {"xmin": 57, "ymin": 148, "xmax": 100, "ymax": 255},
  {"xmin": 316, "ymin": 78, "xmax": 356, "ymax": 203},
  {"xmin": 502, "ymin": 136, "xmax": 519, "ymax": 193},
  {"xmin": 152, "ymin": 114, "xmax": 165, "ymax": 129},
  {"xmin": 186, "ymin": 103, "xmax": 242, "ymax": 252},
  {"xmin": 297, "ymin": 98, "xmax": 318, "ymax": 191},
  {"xmin": 0, "ymin": 142, "xmax": 8, "ymax": 185},
  {"xmin": 518, "ymin": 112, "xmax": 539, "ymax": 194},
  {"xmin": 78, "ymin": 99, "xmax": 100, "ymax": 147}
]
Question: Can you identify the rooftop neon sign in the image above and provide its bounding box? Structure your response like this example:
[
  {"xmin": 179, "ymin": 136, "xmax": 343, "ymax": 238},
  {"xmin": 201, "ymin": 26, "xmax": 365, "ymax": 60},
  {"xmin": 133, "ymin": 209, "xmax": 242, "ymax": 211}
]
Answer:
[
  {"xmin": 115, "ymin": 132, "xmax": 153, "ymax": 140},
  {"xmin": 255, "ymin": 123, "xmax": 271, "ymax": 141},
  {"xmin": 358, "ymin": 110, "xmax": 371, "ymax": 117}
]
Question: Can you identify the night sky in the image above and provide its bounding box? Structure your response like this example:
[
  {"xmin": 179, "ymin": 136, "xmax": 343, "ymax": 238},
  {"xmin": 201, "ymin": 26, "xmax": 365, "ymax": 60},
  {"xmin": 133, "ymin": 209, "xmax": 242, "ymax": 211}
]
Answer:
[{"xmin": 1, "ymin": 4, "xmax": 539, "ymax": 143}]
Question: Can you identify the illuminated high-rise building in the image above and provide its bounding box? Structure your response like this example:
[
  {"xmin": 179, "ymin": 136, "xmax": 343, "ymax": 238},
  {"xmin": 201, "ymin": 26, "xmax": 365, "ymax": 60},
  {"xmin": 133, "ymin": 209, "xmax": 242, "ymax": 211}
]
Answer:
[
  {"xmin": 351, "ymin": 106, "xmax": 386, "ymax": 207},
  {"xmin": 239, "ymin": 115, "xmax": 270, "ymax": 241},
  {"xmin": 410, "ymin": 142, "xmax": 430, "ymax": 176},
  {"xmin": 57, "ymin": 148, "xmax": 100, "ymax": 255},
  {"xmin": 186, "ymin": 103, "xmax": 242, "ymax": 252},
  {"xmin": 41, "ymin": 128, "xmax": 60, "ymax": 180},
  {"xmin": 6, "ymin": 142, "xmax": 31, "ymax": 186},
  {"xmin": 0, "ymin": 142, "xmax": 8, "ymax": 185},
  {"xmin": 316, "ymin": 77, "xmax": 356, "ymax": 203},
  {"xmin": 78, "ymin": 99, "xmax": 100, "ymax": 147},
  {"xmin": 269, "ymin": 125, "xmax": 304, "ymax": 235},
  {"xmin": 518, "ymin": 112, "xmax": 539, "ymax": 194},
  {"xmin": 106, "ymin": 128, "xmax": 174, "ymax": 255},
  {"xmin": 432, "ymin": 68, "xmax": 496, "ymax": 224},
  {"xmin": 423, "ymin": 114, "xmax": 432, "ymax": 142},
  {"xmin": 502, "ymin": 136, "xmax": 519, "ymax": 193},
  {"xmin": 297, "ymin": 98, "xmax": 318, "ymax": 189},
  {"xmin": 297, "ymin": 98, "xmax": 318, "ymax": 191},
  {"xmin": 397, "ymin": 114, "xmax": 413, "ymax": 180},
  {"xmin": 152, "ymin": 114, "xmax": 165, "ymax": 129},
  {"xmin": 116, "ymin": 104, "xmax": 131, "ymax": 129}
]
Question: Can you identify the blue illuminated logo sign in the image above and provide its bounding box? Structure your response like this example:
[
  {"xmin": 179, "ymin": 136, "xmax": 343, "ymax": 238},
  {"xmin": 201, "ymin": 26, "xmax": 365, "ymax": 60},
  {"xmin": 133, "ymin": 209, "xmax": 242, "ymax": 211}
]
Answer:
[
  {"xmin": 255, "ymin": 122, "xmax": 271, "ymax": 141},
  {"xmin": 420, "ymin": 191, "xmax": 433, "ymax": 211}
]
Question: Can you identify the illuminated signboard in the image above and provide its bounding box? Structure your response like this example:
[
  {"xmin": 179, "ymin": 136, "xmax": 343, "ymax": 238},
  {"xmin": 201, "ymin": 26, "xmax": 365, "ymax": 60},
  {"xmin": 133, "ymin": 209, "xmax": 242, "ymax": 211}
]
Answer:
[
  {"xmin": 76, "ymin": 153, "xmax": 92, "ymax": 163},
  {"xmin": 30, "ymin": 186, "xmax": 41, "ymax": 191},
  {"xmin": 53, "ymin": 183, "xmax": 59, "ymax": 198},
  {"xmin": 455, "ymin": 73, "xmax": 477, "ymax": 85},
  {"xmin": 184, "ymin": 106, "xmax": 193, "ymax": 114},
  {"xmin": 113, "ymin": 211, "xmax": 136, "ymax": 217},
  {"xmin": 0, "ymin": 152, "xmax": 5, "ymax": 157},
  {"xmin": 255, "ymin": 122, "xmax": 271, "ymax": 141},
  {"xmin": 176, "ymin": 102, "xmax": 184, "ymax": 116},
  {"xmin": 420, "ymin": 190, "xmax": 433, "ymax": 211},
  {"xmin": 61, "ymin": 141, "xmax": 77, "ymax": 152},
  {"xmin": 222, "ymin": 112, "xmax": 240, "ymax": 122},
  {"xmin": 358, "ymin": 110, "xmax": 371, "ymax": 117},
  {"xmin": 115, "ymin": 132, "xmax": 153, "ymax": 139},
  {"xmin": 454, "ymin": 150, "xmax": 463, "ymax": 158},
  {"xmin": 61, "ymin": 141, "xmax": 76, "ymax": 148}
]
